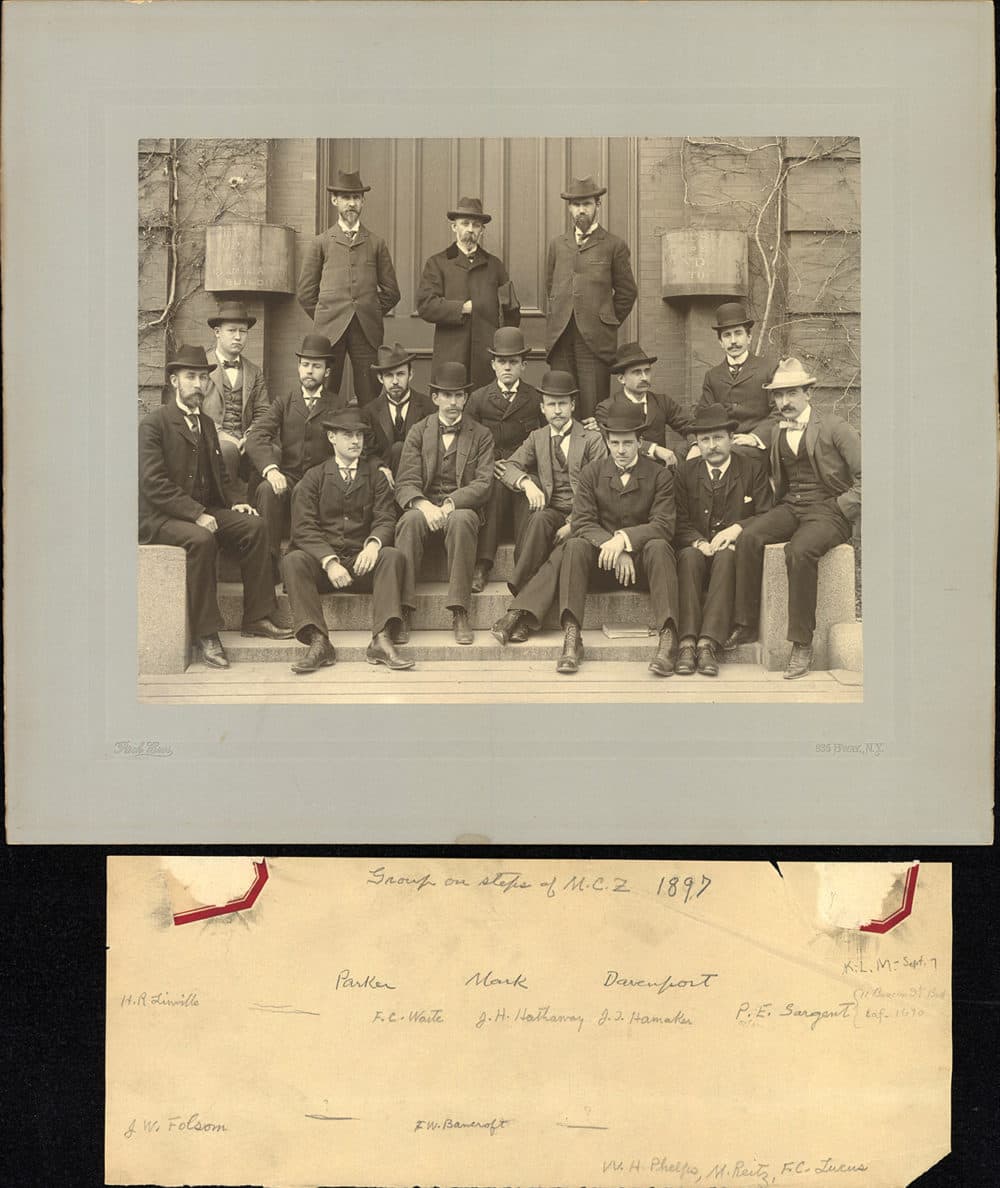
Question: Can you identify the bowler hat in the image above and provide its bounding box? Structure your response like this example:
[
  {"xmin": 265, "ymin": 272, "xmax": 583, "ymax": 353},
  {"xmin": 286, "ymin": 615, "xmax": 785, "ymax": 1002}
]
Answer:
[
  {"xmin": 536, "ymin": 370, "xmax": 579, "ymax": 398},
  {"xmin": 322, "ymin": 407, "xmax": 368, "ymax": 433},
  {"xmin": 295, "ymin": 333, "xmax": 336, "ymax": 359},
  {"xmin": 711, "ymin": 302, "xmax": 754, "ymax": 332},
  {"xmin": 600, "ymin": 399, "xmax": 649, "ymax": 435},
  {"xmin": 610, "ymin": 341, "xmax": 658, "ymax": 374},
  {"xmin": 326, "ymin": 169, "xmax": 371, "ymax": 194},
  {"xmin": 488, "ymin": 327, "xmax": 529, "ymax": 358},
  {"xmin": 207, "ymin": 300, "xmax": 256, "ymax": 329},
  {"xmin": 763, "ymin": 357, "xmax": 817, "ymax": 390},
  {"xmin": 428, "ymin": 361, "xmax": 472, "ymax": 393},
  {"xmin": 689, "ymin": 403, "xmax": 739, "ymax": 435},
  {"xmin": 446, "ymin": 196, "xmax": 492, "ymax": 224},
  {"xmin": 165, "ymin": 344, "xmax": 216, "ymax": 374},
  {"xmin": 371, "ymin": 342, "xmax": 416, "ymax": 372},
  {"xmin": 560, "ymin": 175, "xmax": 607, "ymax": 201}
]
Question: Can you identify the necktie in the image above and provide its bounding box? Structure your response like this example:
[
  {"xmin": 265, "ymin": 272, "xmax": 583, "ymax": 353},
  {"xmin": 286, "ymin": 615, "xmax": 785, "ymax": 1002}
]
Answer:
[
  {"xmin": 711, "ymin": 467, "xmax": 722, "ymax": 486},
  {"xmin": 502, "ymin": 387, "xmax": 515, "ymax": 401},
  {"xmin": 340, "ymin": 466, "xmax": 355, "ymax": 485},
  {"xmin": 304, "ymin": 395, "xmax": 316, "ymax": 411},
  {"xmin": 619, "ymin": 468, "xmax": 631, "ymax": 487},
  {"xmin": 345, "ymin": 228, "xmax": 357, "ymax": 241},
  {"xmin": 729, "ymin": 364, "xmax": 741, "ymax": 378},
  {"xmin": 552, "ymin": 429, "xmax": 570, "ymax": 458},
  {"xmin": 440, "ymin": 421, "xmax": 460, "ymax": 438},
  {"xmin": 779, "ymin": 420, "xmax": 803, "ymax": 431},
  {"xmin": 186, "ymin": 414, "xmax": 200, "ymax": 435}
]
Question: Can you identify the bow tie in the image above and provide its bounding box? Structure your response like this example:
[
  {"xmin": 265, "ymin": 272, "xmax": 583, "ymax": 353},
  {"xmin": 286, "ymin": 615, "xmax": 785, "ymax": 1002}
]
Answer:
[
  {"xmin": 780, "ymin": 419, "xmax": 805, "ymax": 430},
  {"xmin": 222, "ymin": 359, "xmax": 240, "ymax": 369},
  {"xmin": 440, "ymin": 421, "xmax": 461, "ymax": 436}
]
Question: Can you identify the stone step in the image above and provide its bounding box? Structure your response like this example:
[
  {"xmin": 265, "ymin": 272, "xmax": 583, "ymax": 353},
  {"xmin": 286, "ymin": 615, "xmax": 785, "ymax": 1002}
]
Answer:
[
  {"xmin": 208, "ymin": 630, "xmax": 763, "ymax": 666},
  {"xmin": 220, "ymin": 542, "xmax": 517, "ymax": 584}
]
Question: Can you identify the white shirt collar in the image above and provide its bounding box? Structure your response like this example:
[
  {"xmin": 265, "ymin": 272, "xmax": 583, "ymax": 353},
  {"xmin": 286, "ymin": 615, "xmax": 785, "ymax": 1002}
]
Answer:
[
  {"xmin": 438, "ymin": 416, "xmax": 462, "ymax": 430},
  {"xmin": 728, "ymin": 350, "xmax": 750, "ymax": 367},
  {"xmin": 623, "ymin": 390, "xmax": 647, "ymax": 405},
  {"xmin": 338, "ymin": 218, "xmax": 360, "ymax": 235},
  {"xmin": 334, "ymin": 453, "xmax": 358, "ymax": 471},
  {"xmin": 705, "ymin": 455, "xmax": 733, "ymax": 479},
  {"xmin": 576, "ymin": 219, "xmax": 600, "ymax": 242},
  {"xmin": 176, "ymin": 395, "xmax": 198, "ymax": 420},
  {"xmin": 498, "ymin": 379, "xmax": 519, "ymax": 395},
  {"xmin": 302, "ymin": 386, "xmax": 322, "ymax": 403},
  {"xmin": 550, "ymin": 422, "xmax": 572, "ymax": 439},
  {"xmin": 456, "ymin": 241, "xmax": 480, "ymax": 258},
  {"xmin": 783, "ymin": 404, "xmax": 812, "ymax": 428},
  {"xmin": 385, "ymin": 389, "xmax": 410, "ymax": 406},
  {"xmin": 615, "ymin": 454, "xmax": 639, "ymax": 474}
]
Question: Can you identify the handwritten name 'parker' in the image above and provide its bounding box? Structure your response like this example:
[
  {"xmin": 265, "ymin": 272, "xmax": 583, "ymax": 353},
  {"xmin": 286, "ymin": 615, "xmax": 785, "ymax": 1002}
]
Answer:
[{"xmin": 604, "ymin": 970, "xmax": 719, "ymax": 994}]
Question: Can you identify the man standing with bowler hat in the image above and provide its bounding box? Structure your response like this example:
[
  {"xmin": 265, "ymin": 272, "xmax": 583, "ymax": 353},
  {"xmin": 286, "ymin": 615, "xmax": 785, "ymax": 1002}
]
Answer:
[
  {"xmin": 245, "ymin": 334, "xmax": 347, "ymax": 579},
  {"xmin": 416, "ymin": 197, "xmax": 521, "ymax": 392},
  {"xmin": 592, "ymin": 341, "xmax": 693, "ymax": 466},
  {"xmin": 545, "ymin": 177, "xmax": 637, "ymax": 420},
  {"xmin": 725, "ymin": 357, "xmax": 861, "ymax": 679},
  {"xmin": 673, "ymin": 403, "xmax": 772, "ymax": 677},
  {"xmin": 465, "ymin": 327, "xmax": 543, "ymax": 593},
  {"xmin": 361, "ymin": 342, "xmax": 434, "ymax": 479},
  {"xmin": 282, "ymin": 406, "xmax": 413, "ymax": 674},
  {"xmin": 297, "ymin": 169, "xmax": 401, "ymax": 406},
  {"xmin": 393, "ymin": 362, "xmax": 495, "ymax": 645},
  {"xmin": 139, "ymin": 345, "xmax": 292, "ymax": 670}
]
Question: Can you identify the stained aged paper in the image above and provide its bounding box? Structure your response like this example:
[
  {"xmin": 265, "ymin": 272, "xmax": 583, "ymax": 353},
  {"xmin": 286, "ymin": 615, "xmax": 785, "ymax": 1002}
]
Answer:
[{"xmin": 106, "ymin": 858, "xmax": 950, "ymax": 1187}]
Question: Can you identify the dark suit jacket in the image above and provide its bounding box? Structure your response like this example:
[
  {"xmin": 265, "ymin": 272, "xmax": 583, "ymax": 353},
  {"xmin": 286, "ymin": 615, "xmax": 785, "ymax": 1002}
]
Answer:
[
  {"xmin": 138, "ymin": 401, "xmax": 230, "ymax": 543},
  {"xmin": 674, "ymin": 452, "xmax": 773, "ymax": 549},
  {"xmin": 361, "ymin": 388, "xmax": 435, "ymax": 471},
  {"xmin": 572, "ymin": 454, "xmax": 675, "ymax": 551},
  {"xmin": 595, "ymin": 390, "xmax": 693, "ymax": 459},
  {"xmin": 244, "ymin": 387, "xmax": 347, "ymax": 484},
  {"xmin": 394, "ymin": 414, "xmax": 495, "ymax": 513},
  {"xmin": 502, "ymin": 421, "xmax": 607, "ymax": 505},
  {"xmin": 290, "ymin": 456, "xmax": 397, "ymax": 564},
  {"xmin": 545, "ymin": 226, "xmax": 637, "ymax": 363},
  {"xmin": 466, "ymin": 380, "xmax": 543, "ymax": 458},
  {"xmin": 698, "ymin": 352, "xmax": 780, "ymax": 437},
  {"xmin": 416, "ymin": 244, "xmax": 520, "ymax": 389},
  {"xmin": 296, "ymin": 223, "xmax": 401, "ymax": 348},
  {"xmin": 200, "ymin": 350, "xmax": 270, "ymax": 436},
  {"xmin": 758, "ymin": 407, "xmax": 862, "ymax": 523}
]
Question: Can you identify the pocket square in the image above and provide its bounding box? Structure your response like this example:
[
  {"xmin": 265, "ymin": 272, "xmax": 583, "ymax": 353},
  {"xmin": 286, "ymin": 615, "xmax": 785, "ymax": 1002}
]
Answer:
[{"xmin": 744, "ymin": 495, "xmax": 753, "ymax": 502}]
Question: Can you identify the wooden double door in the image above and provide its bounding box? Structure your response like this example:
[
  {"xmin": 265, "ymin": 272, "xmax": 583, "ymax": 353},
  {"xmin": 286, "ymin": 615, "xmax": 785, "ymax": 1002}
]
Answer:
[{"xmin": 318, "ymin": 137, "xmax": 638, "ymax": 379}]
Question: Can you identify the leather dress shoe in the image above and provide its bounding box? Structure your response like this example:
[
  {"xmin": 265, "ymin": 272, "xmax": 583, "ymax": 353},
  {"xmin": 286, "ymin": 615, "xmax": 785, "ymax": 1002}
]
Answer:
[
  {"xmin": 290, "ymin": 632, "xmax": 336, "ymax": 675},
  {"xmin": 490, "ymin": 609, "xmax": 522, "ymax": 646},
  {"xmin": 784, "ymin": 642, "xmax": 814, "ymax": 680},
  {"xmin": 471, "ymin": 561, "xmax": 491, "ymax": 594},
  {"xmin": 366, "ymin": 631, "xmax": 415, "ymax": 671},
  {"xmin": 556, "ymin": 622, "xmax": 584, "ymax": 674},
  {"xmin": 509, "ymin": 620, "xmax": 530, "ymax": 643},
  {"xmin": 242, "ymin": 617, "xmax": 294, "ymax": 640},
  {"xmin": 452, "ymin": 608, "xmax": 474, "ymax": 645},
  {"xmin": 696, "ymin": 638, "xmax": 720, "ymax": 677},
  {"xmin": 393, "ymin": 608, "xmax": 412, "ymax": 645},
  {"xmin": 648, "ymin": 623, "xmax": 677, "ymax": 677},
  {"xmin": 724, "ymin": 624, "xmax": 758, "ymax": 650},
  {"xmin": 195, "ymin": 633, "xmax": 230, "ymax": 669},
  {"xmin": 675, "ymin": 639, "xmax": 698, "ymax": 676}
]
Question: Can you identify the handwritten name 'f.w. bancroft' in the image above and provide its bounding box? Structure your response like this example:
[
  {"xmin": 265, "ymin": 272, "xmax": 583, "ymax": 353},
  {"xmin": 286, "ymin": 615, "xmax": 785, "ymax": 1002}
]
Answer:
[{"xmin": 604, "ymin": 970, "xmax": 720, "ymax": 994}]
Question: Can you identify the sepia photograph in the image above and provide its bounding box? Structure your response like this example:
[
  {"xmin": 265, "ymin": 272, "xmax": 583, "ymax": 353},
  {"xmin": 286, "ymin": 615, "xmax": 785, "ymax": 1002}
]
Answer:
[{"xmin": 138, "ymin": 135, "xmax": 863, "ymax": 706}]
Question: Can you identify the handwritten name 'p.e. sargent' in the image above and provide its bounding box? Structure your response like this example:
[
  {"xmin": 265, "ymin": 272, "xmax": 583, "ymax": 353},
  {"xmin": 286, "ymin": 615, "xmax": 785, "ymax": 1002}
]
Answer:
[{"xmin": 604, "ymin": 970, "xmax": 719, "ymax": 994}]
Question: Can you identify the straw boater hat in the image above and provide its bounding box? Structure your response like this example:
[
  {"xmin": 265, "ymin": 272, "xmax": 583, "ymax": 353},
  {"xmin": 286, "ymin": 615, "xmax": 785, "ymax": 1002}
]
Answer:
[
  {"xmin": 560, "ymin": 176, "xmax": 607, "ymax": 201},
  {"xmin": 208, "ymin": 300, "xmax": 256, "ymax": 329},
  {"xmin": 488, "ymin": 327, "xmax": 529, "ymax": 358},
  {"xmin": 763, "ymin": 357, "xmax": 817, "ymax": 390},
  {"xmin": 295, "ymin": 333, "xmax": 336, "ymax": 359},
  {"xmin": 600, "ymin": 398, "xmax": 650, "ymax": 435},
  {"xmin": 610, "ymin": 341, "xmax": 658, "ymax": 374},
  {"xmin": 165, "ymin": 345, "xmax": 216, "ymax": 374},
  {"xmin": 370, "ymin": 342, "xmax": 417, "ymax": 372},
  {"xmin": 322, "ymin": 407, "xmax": 368, "ymax": 434},
  {"xmin": 326, "ymin": 169, "xmax": 371, "ymax": 194},
  {"xmin": 536, "ymin": 370, "xmax": 579, "ymax": 398},
  {"xmin": 689, "ymin": 403, "xmax": 740, "ymax": 435},
  {"xmin": 711, "ymin": 301, "xmax": 754, "ymax": 331},
  {"xmin": 428, "ymin": 361, "xmax": 472, "ymax": 393},
  {"xmin": 446, "ymin": 196, "xmax": 492, "ymax": 224}
]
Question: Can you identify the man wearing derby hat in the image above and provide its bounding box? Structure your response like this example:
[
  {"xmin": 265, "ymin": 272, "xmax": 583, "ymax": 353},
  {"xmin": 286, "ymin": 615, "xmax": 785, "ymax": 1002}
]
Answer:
[
  {"xmin": 202, "ymin": 300, "xmax": 271, "ymax": 502},
  {"xmin": 465, "ymin": 327, "xmax": 543, "ymax": 593},
  {"xmin": 139, "ymin": 345, "xmax": 292, "ymax": 671},
  {"xmin": 673, "ymin": 403, "xmax": 772, "ymax": 677},
  {"xmin": 416, "ymin": 197, "xmax": 521, "ymax": 392},
  {"xmin": 591, "ymin": 341, "xmax": 693, "ymax": 466},
  {"xmin": 545, "ymin": 177, "xmax": 637, "ymax": 420},
  {"xmin": 245, "ymin": 334, "xmax": 348, "ymax": 579},
  {"xmin": 297, "ymin": 169, "xmax": 401, "ymax": 407},
  {"xmin": 725, "ymin": 357, "xmax": 861, "ymax": 679},
  {"xmin": 283, "ymin": 406, "xmax": 413, "ymax": 674},
  {"xmin": 489, "ymin": 369, "xmax": 607, "ymax": 645},
  {"xmin": 393, "ymin": 362, "xmax": 495, "ymax": 645},
  {"xmin": 361, "ymin": 342, "xmax": 434, "ymax": 478},
  {"xmin": 695, "ymin": 302, "xmax": 779, "ymax": 461}
]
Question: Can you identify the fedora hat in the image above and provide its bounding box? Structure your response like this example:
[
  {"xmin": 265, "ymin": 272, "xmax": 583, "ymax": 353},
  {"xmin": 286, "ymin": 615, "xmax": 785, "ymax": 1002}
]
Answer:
[
  {"xmin": 488, "ymin": 327, "xmax": 529, "ymax": 358},
  {"xmin": 446, "ymin": 196, "xmax": 492, "ymax": 224},
  {"xmin": 763, "ymin": 357, "xmax": 817, "ymax": 390},
  {"xmin": 321, "ymin": 407, "xmax": 368, "ymax": 434},
  {"xmin": 428, "ymin": 361, "xmax": 472, "ymax": 393},
  {"xmin": 536, "ymin": 370, "xmax": 579, "ymax": 398},
  {"xmin": 165, "ymin": 344, "xmax": 216, "ymax": 374},
  {"xmin": 371, "ymin": 342, "xmax": 416, "ymax": 372},
  {"xmin": 689, "ymin": 402, "xmax": 740, "ymax": 435},
  {"xmin": 711, "ymin": 302, "xmax": 754, "ymax": 332},
  {"xmin": 326, "ymin": 169, "xmax": 371, "ymax": 194},
  {"xmin": 295, "ymin": 333, "xmax": 336, "ymax": 359},
  {"xmin": 207, "ymin": 300, "xmax": 256, "ymax": 329},
  {"xmin": 560, "ymin": 175, "xmax": 607, "ymax": 201},
  {"xmin": 610, "ymin": 341, "xmax": 658, "ymax": 374},
  {"xmin": 601, "ymin": 398, "xmax": 649, "ymax": 435}
]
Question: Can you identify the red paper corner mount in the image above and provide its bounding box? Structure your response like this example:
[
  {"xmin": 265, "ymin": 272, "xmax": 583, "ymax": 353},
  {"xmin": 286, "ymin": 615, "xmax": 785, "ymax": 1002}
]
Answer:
[
  {"xmin": 859, "ymin": 862, "xmax": 919, "ymax": 934},
  {"xmin": 173, "ymin": 858, "xmax": 269, "ymax": 926}
]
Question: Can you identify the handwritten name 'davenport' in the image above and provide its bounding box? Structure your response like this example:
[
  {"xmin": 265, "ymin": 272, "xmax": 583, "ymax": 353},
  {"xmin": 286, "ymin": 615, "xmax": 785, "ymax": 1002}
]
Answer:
[{"xmin": 604, "ymin": 970, "xmax": 719, "ymax": 994}]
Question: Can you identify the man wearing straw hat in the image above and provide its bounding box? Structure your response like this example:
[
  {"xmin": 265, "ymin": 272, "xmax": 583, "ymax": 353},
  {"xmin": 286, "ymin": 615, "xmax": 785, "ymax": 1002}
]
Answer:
[
  {"xmin": 545, "ymin": 176, "xmax": 637, "ymax": 420},
  {"xmin": 416, "ymin": 197, "xmax": 521, "ymax": 391},
  {"xmin": 297, "ymin": 169, "xmax": 401, "ymax": 407},
  {"xmin": 245, "ymin": 334, "xmax": 347, "ymax": 580},
  {"xmin": 394, "ymin": 362, "xmax": 495, "ymax": 645},
  {"xmin": 361, "ymin": 342, "xmax": 434, "ymax": 478},
  {"xmin": 139, "ymin": 345, "xmax": 292, "ymax": 671},
  {"xmin": 725, "ymin": 357, "xmax": 861, "ymax": 679}
]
